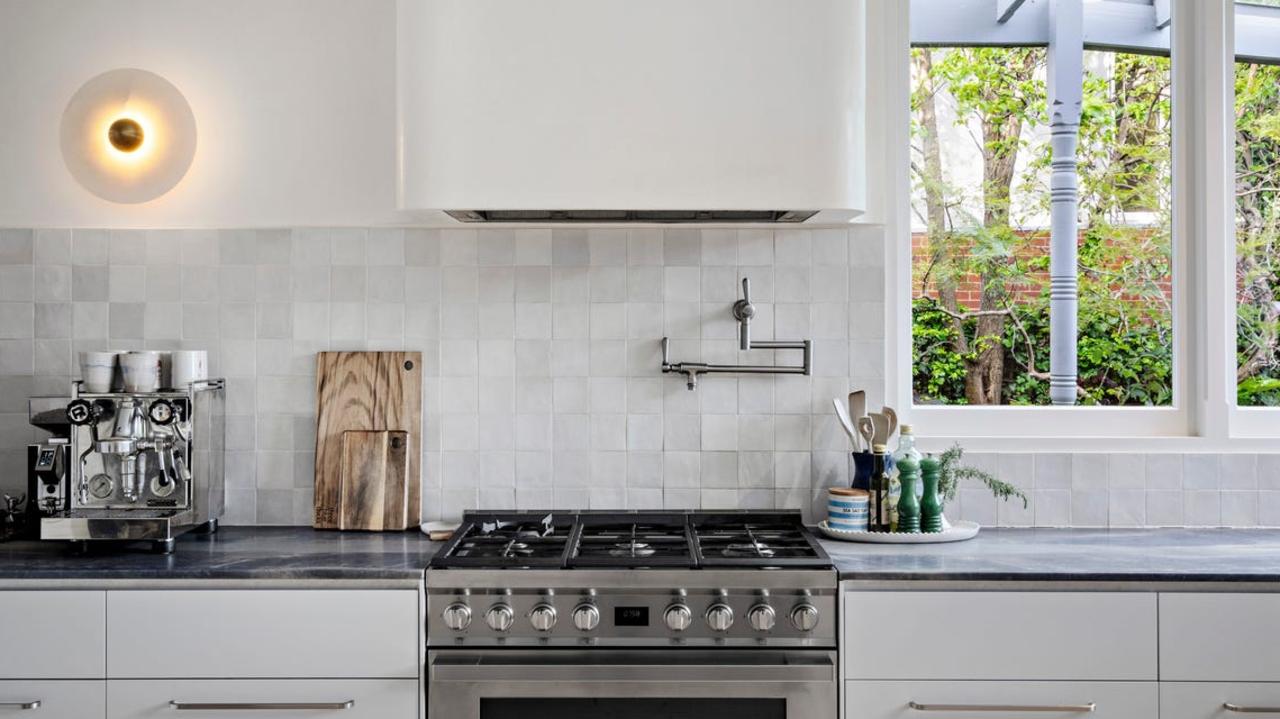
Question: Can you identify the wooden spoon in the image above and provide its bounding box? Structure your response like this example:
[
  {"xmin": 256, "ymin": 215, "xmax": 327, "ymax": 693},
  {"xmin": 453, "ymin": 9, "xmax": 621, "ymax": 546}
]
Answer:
[
  {"xmin": 856, "ymin": 416, "xmax": 876, "ymax": 451},
  {"xmin": 881, "ymin": 406, "xmax": 898, "ymax": 440}
]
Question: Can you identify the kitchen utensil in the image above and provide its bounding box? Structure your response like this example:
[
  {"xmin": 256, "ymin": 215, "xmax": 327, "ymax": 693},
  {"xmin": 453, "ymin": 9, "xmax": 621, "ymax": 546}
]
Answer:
[
  {"xmin": 857, "ymin": 416, "xmax": 875, "ymax": 449},
  {"xmin": 314, "ymin": 351, "xmax": 422, "ymax": 530},
  {"xmin": 868, "ymin": 411, "xmax": 892, "ymax": 446},
  {"xmin": 832, "ymin": 398, "xmax": 860, "ymax": 451},
  {"xmin": 79, "ymin": 351, "xmax": 117, "ymax": 393},
  {"xmin": 817, "ymin": 519, "xmax": 979, "ymax": 544},
  {"xmin": 338, "ymin": 429, "xmax": 408, "ymax": 531},
  {"xmin": 881, "ymin": 405, "xmax": 899, "ymax": 440},
  {"xmin": 848, "ymin": 390, "xmax": 865, "ymax": 424},
  {"xmin": 169, "ymin": 350, "xmax": 208, "ymax": 388},
  {"xmin": 119, "ymin": 351, "xmax": 162, "ymax": 392}
]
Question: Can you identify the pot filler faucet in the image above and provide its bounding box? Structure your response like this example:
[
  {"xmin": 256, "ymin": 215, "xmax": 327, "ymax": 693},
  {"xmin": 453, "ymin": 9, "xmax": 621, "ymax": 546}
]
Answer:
[{"xmin": 662, "ymin": 277, "xmax": 812, "ymax": 390}]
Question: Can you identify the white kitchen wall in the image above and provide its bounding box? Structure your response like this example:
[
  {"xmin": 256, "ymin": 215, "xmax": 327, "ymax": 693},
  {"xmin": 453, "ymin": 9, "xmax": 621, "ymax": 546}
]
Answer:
[
  {"xmin": 2, "ymin": 225, "xmax": 1279, "ymax": 527},
  {"xmin": 0, "ymin": 225, "xmax": 886, "ymax": 524}
]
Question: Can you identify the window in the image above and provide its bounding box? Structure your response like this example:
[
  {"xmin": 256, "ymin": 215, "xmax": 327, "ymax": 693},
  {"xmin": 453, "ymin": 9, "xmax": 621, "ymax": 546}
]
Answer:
[
  {"xmin": 1234, "ymin": 4, "xmax": 1280, "ymax": 408},
  {"xmin": 909, "ymin": 2, "xmax": 1174, "ymax": 411}
]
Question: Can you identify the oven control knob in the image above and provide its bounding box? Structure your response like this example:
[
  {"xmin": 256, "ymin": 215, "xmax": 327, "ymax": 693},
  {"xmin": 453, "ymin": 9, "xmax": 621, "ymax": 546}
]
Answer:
[
  {"xmin": 705, "ymin": 603, "xmax": 734, "ymax": 633},
  {"xmin": 529, "ymin": 603, "xmax": 557, "ymax": 632},
  {"xmin": 663, "ymin": 603, "xmax": 693, "ymax": 632},
  {"xmin": 441, "ymin": 602, "xmax": 472, "ymax": 632},
  {"xmin": 747, "ymin": 604, "xmax": 776, "ymax": 632},
  {"xmin": 572, "ymin": 604, "xmax": 600, "ymax": 632},
  {"xmin": 485, "ymin": 604, "xmax": 515, "ymax": 633},
  {"xmin": 790, "ymin": 604, "xmax": 820, "ymax": 632}
]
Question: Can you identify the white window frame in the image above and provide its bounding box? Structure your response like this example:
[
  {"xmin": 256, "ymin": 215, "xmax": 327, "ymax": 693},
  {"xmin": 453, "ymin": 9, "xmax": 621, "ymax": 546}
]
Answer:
[{"xmin": 880, "ymin": 0, "xmax": 1262, "ymax": 450}]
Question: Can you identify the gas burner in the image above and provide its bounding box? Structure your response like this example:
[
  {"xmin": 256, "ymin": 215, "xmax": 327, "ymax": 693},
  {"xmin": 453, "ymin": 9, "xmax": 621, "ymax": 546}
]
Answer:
[
  {"xmin": 430, "ymin": 510, "xmax": 831, "ymax": 570},
  {"xmin": 609, "ymin": 541, "xmax": 656, "ymax": 557},
  {"xmin": 721, "ymin": 541, "xmax": 776, "ymax": 558}
]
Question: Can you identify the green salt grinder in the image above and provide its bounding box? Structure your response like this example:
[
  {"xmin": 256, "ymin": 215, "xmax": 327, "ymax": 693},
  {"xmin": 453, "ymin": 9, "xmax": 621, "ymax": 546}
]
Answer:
[
  {"xmin": 920, "ymin": 454, "xmax": 943, "ymax": 533},
  {"xmin": 895, "ymin": 457, "xmax": 921, "ymax": 533}
]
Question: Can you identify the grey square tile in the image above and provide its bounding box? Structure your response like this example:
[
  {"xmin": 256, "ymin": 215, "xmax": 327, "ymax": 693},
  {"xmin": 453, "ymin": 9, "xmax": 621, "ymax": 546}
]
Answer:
[
  {"xmin": 663, "ymin": 230, "xmax": 701, "ymax": 266},
  {"xmin": 219, "ymin": 266, "xmax": 257, "ymax": 302},
  {"xmin": 1184, "ymin": 454, "xmax": 1220, "ymax": 490},
  {"xmin": 34, "ymin": 265, "xmax": 70, "ymax": 303},
  {"xmin": 108, "ymin": 266, "xmax": 146, "ymax": 302},
  {"xmin": 255, "ymin": 230, "xmax": 292, "ymax": 265},
  {"xmin": 145, "ymin": 231, "xmax": 182, "ymax": 265},
  {"xmin": 0, "ymin": 303, "xmax": 33, "ymax": 339},
  {"xmin": 405, "ymin": 229, "xmax": 441, "ymax": 266},
  {"xmin": 0, "ymin": 227, "xmax": 33, "ymax": 264},
  {"xmin": 1220, "ymin": 453, "xmax": 1259, "ymax": 489},
  {"xmin": 109, "ymin": 303, "xmax": 145, "ymax": 339},
  {"xmin": 256, "ymin": 303, "xmax": 293, "ymax": 339},
  {"xmin": 72, "ymin": 302, "xmax": 108, "ymax": 340},
  {"xmin": 109, "ymin": 230, "xmax": 146, "ymax": 264},
  {"xmin": 72, "ymin": 266, "xmax": 109, "ymax": 301},
  {"xmin": 0, "ymin": 266, "xmax": 33, "ymax": 301},
  {"xmin": 34, "ymin": 229, "xmax": 70, "ymax": 265},
  {"xmin": 180, "ymin": 266, "xmax": 219, "ymax": 301},
  {"xmin": 35, "ymin": 303, "xmax": 71, "ymax": 339},
  {"xmin": 145, "ymin": 267, "xmax": 182, "ymax": 302},
  {"xmin": 0, "ymin": 339, "xmax": 34, "ymax": 374},
  {"xmin": 71, "ymin": 229, "xmax": 108, "ymax": 265}
]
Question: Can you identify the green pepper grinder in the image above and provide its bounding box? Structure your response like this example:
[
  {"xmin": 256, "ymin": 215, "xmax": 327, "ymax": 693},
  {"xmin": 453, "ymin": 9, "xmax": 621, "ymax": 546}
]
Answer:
[
  {"xmin": 895, "ymin": 457, "xmax": 921, "ymax": 533},
  {"xmin": 920, "ymin": 454, "xmax": 943, "ymax": 534}
]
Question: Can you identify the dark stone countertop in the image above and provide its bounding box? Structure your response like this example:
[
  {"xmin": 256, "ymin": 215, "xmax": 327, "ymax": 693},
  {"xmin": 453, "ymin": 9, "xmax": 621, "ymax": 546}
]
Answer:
[
  {"xmin": 821, "ymin": 527, "xmax": 1280, "ymax": 586},
  {"xmin": 4, "ymin": 525, "xmax": 1280, "ymax": 589},
  {"xmin": 0, "ymin": 526, "xmax": 440, "ymax": 586}
]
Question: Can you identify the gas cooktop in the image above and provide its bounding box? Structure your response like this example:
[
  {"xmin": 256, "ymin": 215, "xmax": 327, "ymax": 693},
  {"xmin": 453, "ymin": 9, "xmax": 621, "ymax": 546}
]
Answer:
[{"xmin": 430, "ymin": 510, "xmax": 831, "ymax": 570}]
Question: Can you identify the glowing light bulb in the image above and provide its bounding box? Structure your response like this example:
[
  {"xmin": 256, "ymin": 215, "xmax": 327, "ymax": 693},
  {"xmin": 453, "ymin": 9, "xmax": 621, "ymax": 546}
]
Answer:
[{"xmin": 107, "ymin": 117, "xmax": 144, "ymax": 153}]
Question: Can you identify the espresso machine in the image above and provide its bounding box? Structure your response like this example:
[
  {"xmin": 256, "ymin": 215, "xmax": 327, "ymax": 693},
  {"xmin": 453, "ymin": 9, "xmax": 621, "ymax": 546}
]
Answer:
[{"xmin": 38, "ymin": 379, "xmax": 226, "ymax": 552}]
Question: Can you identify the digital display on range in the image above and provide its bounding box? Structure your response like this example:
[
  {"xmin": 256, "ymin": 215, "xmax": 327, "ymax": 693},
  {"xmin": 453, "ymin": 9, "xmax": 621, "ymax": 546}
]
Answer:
[{"xmin": 614, "ymin": 606, "xmax": 649, "ymax": 627}]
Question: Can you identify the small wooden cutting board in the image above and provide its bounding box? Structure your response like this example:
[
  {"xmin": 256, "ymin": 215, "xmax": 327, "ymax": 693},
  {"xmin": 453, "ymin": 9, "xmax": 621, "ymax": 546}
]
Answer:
[{"xmin": 338, "ymin": 430, "xmax": 409, "ymax": 531}]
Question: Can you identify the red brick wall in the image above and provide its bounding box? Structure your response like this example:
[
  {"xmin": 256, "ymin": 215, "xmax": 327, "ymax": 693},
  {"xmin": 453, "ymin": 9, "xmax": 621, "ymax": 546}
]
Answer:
[{"xmin": 911, "ymin": 230, "xmax": 1173, "ymax": 310}]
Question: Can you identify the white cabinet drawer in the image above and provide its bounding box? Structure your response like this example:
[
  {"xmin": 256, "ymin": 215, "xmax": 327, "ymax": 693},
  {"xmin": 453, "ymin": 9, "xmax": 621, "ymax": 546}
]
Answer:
[
  {"xmin": 107, "ymin": 679, "xmax": 417, "ymax": 719},
  {"xmin": 1161, "ymin": 594, "xmax": 1280, "ymax": 681},
  {"xmin": 845, "ymin": 680, "xmax": 1157, "ymax": 719},
  {"xmin": 0, "ymin": 592, "xmax": 105, "ymax": 678},
  {"xmin": 107, "ymin": 590, "xmax": 418, "ymax": 679},
  {"xmin": 1161, "ymin": 682, "xmax": 1280, "ymax": 719},
  {"xmin": 0, "ymin": 680, "xmax": 104, "ymax": 718},
  {"xmin": 843, "ymin": 592, "xmax": 1156, "ymax": 680}
]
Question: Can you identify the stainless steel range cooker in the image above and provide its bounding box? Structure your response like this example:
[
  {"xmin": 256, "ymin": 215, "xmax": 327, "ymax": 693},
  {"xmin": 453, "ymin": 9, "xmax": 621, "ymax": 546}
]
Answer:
[{"xmin": 425, "ymin": 510, "xmax": 838, "ymax": 719}]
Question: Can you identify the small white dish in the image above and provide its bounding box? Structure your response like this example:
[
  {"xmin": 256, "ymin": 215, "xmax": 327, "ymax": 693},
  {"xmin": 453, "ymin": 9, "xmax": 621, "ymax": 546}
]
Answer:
[{"xmin": 818, "ymin": 519, "xmax": 980, "ymax": 544}]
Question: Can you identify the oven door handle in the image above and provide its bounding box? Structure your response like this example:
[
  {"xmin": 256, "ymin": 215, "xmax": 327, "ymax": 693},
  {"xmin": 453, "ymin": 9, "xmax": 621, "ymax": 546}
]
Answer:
[{"xmin": 430, "ymin": 657, "xmax": 835, "ymax": 684}]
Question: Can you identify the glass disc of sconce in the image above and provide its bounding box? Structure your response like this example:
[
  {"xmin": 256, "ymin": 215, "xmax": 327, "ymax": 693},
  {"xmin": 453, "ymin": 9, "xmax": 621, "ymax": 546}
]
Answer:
[{"xmin": 59, "ymin": 68, "xmax": 197, "ymax": 204}]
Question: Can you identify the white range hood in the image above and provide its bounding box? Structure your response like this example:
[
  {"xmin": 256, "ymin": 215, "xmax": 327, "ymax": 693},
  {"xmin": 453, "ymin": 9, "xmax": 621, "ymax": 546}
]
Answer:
[{"xmin": 396, "ymin": 0, "xmax": 866, "ymax": 224}]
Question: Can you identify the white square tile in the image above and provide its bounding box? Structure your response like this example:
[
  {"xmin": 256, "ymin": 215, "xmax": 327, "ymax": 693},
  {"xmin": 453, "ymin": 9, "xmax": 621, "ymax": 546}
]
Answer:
[
  {"xmin": 1145, "ymin": 453, "xmax": 1183, "ymax": 490},
  {"xmin": 477, "ymin": 229, "xmax": 515, "ymax": 266},
  {"xmin": 1184, "ymin": 454, "xmax": 1220, "ymax": 490},
  {"xmin": 627, "ymin": 229, "xmax": 663, "ymax": 266},
  {"xmin": 626, "ymin": 414, "xmax": 663, "ymax": 450},
  {"xmin": 1222, "ymin": 490, "xmax": 1259, "ymax": 527},
  {"xmin": 514, "ymin": 229, "xmax": 552, "ymax": 265},
  {"xmin": 1220, "ymin": 453, "xmax": 1259, "ymax": 489}
]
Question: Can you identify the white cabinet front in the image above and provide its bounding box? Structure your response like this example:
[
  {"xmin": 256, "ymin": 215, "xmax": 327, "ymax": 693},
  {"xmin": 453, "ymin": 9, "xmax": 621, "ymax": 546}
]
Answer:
[
  {"xmin": 106, "ymin": 590, "xmax": 419, "ymax": 679},
  {"xmin": 1161, "ymin": 682, "xmax": 1280, "ymax": 719},
  {"xmin": 843, "ymin": 592, "xmax": 1157, "ymax": 681},
  {"xmin": 0, "ymin": 591, "xmax": 105, "ymax": 678},
  {"xmin": 107, "ymin": 679, "xmax": 417, "ymax": 719},
  {"xmin": 0, "ymin": 680, "xmax": 104, "ymax": 719},
  {"xmin": 846, "ymin": 680, "xmax": 1158, "ymax": 719},
  {"xmin": 1160, "ymin": 594, "xmax": 1280, "ymax": 682}
]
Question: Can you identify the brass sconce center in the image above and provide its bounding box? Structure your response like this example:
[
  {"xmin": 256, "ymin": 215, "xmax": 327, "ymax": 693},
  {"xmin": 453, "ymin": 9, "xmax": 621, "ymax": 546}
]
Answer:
[{"xmin": 108, "ymin": 118, "xmax": 144, "ymax": 152}]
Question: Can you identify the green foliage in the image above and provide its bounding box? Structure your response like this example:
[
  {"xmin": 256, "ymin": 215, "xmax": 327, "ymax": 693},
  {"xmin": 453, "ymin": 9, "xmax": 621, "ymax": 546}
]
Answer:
[
  {"xmin": 935, "ymin": 444, "xmax": 1028, "ymax": 508},
  {"xmin": 913, "ymin": 295, "xmax": 1173, "ymax": 407}
]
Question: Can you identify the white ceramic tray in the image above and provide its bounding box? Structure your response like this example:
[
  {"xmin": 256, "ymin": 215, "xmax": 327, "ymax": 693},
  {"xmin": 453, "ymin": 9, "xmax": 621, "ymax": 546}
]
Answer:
[{"xmin": 818, "ymin": 519, "xmax": 980, "ymax": 544}]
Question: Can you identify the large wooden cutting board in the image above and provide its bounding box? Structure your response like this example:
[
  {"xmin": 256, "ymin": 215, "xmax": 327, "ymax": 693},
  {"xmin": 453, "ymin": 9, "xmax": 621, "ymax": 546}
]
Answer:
[{"xmin": 314, "ymin": 351, "xmax": 421, "ymax": 529}]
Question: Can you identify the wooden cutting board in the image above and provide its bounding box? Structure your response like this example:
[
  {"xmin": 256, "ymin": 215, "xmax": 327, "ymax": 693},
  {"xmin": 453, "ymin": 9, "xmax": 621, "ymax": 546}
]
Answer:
[
  {"xmin": 338, "ymin": 430, "xmax": 409, "ymax": 531},
  {"xmin": 314, "ymin": 351, "xmax": 422, "ymax": 530}
]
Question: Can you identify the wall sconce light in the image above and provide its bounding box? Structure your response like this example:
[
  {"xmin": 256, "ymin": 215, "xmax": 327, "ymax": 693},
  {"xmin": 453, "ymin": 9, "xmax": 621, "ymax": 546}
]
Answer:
[{"xmin": 59, "ymin": 68, "xmax": 197, "ymax": 204}]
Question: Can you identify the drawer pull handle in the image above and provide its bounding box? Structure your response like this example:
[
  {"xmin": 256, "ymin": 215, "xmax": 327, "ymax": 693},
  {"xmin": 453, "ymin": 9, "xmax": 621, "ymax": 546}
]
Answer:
[
  {"xmin": 169, "ymin": 701, "xmax": 354, "ymax": 711},
  {"xmin": 1226, "ymin": 704, "xmax": 1280, "ymax": 714},
  {"xmin": 0, "ymin": 702, "xmax": 40, "ymax": 710},
  {"xmin": 909, "ymin": 702, "xmax": 1096, "ymax": 713}
]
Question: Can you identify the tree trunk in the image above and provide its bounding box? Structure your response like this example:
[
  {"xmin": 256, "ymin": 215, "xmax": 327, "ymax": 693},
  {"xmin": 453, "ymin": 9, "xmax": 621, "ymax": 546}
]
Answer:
[
  {"xmin": 965, "ymin": 54, "xmax": 1034, "ymax": 405},
  {"xmin": 912, "ymin": 50, "xmax": 969, "ymax": 355}
]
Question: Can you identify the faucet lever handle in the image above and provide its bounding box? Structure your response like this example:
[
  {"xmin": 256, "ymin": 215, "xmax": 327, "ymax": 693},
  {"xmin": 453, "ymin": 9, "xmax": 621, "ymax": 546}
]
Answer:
[{"xmin": 741, "ymin": 277, "xmax": 751, "ymax": 304}]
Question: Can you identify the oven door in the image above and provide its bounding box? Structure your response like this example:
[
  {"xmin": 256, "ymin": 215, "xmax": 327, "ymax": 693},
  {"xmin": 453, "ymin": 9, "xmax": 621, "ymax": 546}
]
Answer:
[{"xmin": 427, "ymin": 649, "xmax": 836, "ymax": 719}]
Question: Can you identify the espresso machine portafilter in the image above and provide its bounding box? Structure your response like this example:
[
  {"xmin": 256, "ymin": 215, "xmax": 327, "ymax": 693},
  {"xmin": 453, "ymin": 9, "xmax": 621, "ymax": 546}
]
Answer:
[{"xmin": 41, "ymin": 379, "xmax": 225, "ymax": 553}]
